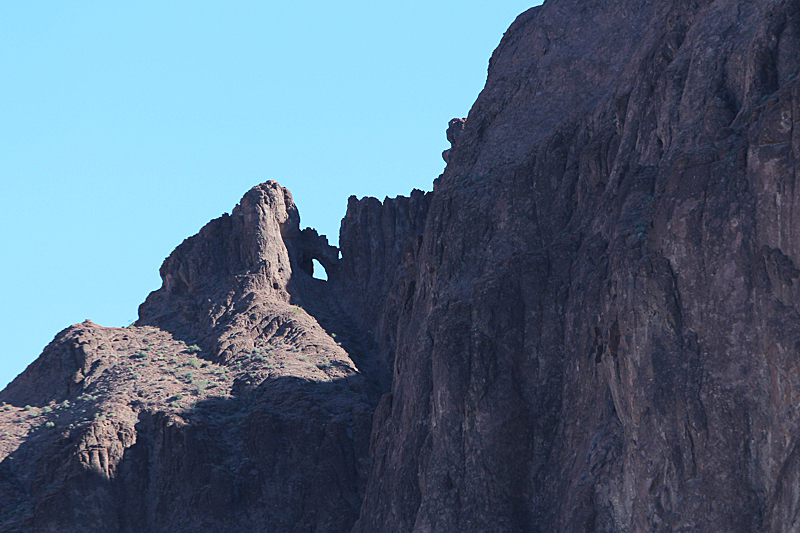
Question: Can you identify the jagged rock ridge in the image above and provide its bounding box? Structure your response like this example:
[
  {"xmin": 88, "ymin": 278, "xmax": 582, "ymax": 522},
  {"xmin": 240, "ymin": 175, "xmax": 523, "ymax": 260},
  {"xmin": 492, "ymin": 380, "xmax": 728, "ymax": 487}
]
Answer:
[
  {"xmin": 3, "ymin": 0, "xmax": 800, "ymax": 532},
  {"xmin": 0, "ymin": 181, "xmax": 429, "ymax": 532}
]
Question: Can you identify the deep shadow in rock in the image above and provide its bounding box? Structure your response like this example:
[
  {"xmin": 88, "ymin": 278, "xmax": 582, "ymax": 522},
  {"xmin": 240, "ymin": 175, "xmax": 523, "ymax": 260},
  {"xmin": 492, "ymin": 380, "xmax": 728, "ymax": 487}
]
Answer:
[{"xmin": 0, "ymin": 373, "xmax": 372, "ymax": 533}]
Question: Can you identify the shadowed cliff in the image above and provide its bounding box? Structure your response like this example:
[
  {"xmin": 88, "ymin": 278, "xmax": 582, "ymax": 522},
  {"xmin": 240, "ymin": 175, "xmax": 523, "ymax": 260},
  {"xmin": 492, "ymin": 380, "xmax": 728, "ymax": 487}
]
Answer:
[
  {"xmin": 4, "ymin": 0, "xmax": 800, "ymax": 531},
  {"xmin": 0, "ymin": 182, "xmax": 429, "ymax": 532},
  {"xmin": 353, "ymin": 1, "xmax": 800, "ymax": 532}
]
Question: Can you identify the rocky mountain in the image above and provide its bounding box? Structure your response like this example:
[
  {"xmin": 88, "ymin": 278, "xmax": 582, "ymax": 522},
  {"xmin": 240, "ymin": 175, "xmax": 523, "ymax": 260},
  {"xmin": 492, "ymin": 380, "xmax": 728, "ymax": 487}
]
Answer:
[{"xmin": 3, "ymin": 0, "xmax": 800, "ymax": 531}]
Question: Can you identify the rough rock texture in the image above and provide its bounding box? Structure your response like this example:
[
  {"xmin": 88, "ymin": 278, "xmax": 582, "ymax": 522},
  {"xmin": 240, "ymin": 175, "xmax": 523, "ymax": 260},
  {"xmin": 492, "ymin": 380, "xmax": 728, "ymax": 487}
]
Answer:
[
  {"xmin": 337, "ymin": 190, "xmax": 432, "ymax": 391},
  {"xmin": 352, "ymin": 1, "xmax": 800, "ymax": 532},
  {"xmin": 0, "ymin": 182, "xmax": 413, "ymax": 532},
  {"xmin": 4, "ymin": 0, "xmax": 800, "ymax": 531}
]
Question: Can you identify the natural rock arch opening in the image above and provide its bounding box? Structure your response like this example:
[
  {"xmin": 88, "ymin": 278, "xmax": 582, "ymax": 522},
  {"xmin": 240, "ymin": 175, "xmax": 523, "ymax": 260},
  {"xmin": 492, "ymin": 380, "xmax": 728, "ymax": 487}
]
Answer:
[{"xmin": 311, "ymin": 258, "xmax": 328, "ymax": 281}]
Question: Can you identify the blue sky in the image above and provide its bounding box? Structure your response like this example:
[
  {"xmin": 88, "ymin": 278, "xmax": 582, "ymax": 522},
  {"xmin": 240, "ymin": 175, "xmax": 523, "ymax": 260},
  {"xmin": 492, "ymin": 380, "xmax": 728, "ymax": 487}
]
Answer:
[{"xmin": 0, "ymin": 1, "xmax": 541, "ymax": 390}]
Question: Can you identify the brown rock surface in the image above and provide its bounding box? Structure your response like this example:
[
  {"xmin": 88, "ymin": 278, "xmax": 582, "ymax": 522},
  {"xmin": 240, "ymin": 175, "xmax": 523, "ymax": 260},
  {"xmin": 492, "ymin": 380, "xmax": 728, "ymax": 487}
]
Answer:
[
  {"xmin": 0, "ymin": 182, "xmax": 393, "ymax": 532},
  {"xmin": 4, "ymin": 0, "xmax": 800, "ymax": 532},
  {"xmin": 352, "ymin": 1, "xmax": 800, "ymax": 532}
]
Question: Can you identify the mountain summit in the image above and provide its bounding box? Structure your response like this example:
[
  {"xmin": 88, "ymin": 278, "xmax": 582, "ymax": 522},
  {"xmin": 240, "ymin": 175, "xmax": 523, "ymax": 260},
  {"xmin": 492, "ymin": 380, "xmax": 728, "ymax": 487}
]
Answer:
[{"xmin": 4, "ymin": 1, "xmax": 800, "ymax": 531}]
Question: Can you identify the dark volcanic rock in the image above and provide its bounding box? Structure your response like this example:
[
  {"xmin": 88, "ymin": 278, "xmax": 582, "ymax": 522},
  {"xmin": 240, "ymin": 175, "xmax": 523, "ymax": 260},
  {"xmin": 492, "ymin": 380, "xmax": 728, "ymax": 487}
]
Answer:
[
  {"xmin": 136, "ymin": 182, "xmax": 305, "ymax": 359},
  {"xmin": 337, "ymin": 190, "xmax": 432, "ymax": 391},
  {"xmin": 353, "ymin": 0, "xmax": 800, "ymax": 532},
  {"xmin": 4, "ymin": 0, "xmax": 800, "ymax": 532},
  {"xmin": 0, "ymin": 182, "xmax": 415, "ymax": 532}
]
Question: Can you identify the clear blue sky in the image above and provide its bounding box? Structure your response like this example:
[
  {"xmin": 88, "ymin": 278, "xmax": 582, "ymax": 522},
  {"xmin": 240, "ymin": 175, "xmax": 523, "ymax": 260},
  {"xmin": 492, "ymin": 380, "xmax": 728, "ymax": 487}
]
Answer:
[{"xmin": 0, "ymin": 1, "xmax": 541, "ymax": 391}]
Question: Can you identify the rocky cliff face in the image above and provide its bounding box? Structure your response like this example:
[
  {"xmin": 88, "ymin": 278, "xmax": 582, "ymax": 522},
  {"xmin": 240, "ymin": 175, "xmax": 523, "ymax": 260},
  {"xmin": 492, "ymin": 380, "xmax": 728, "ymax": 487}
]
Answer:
[
  {"xmin": 3, "ymin": 0, "xmax": 800, "ymax": 531},
  {"xmin": 0, "ymin": 183, "xmax": 380, "ymax": 532},
  {"xmin": 354, "ymin": 1, "xmax": 800, "ymax": 531},
  {"xmin": 0, "ymin": 179, "xmax": 430, "ymax": 532}
]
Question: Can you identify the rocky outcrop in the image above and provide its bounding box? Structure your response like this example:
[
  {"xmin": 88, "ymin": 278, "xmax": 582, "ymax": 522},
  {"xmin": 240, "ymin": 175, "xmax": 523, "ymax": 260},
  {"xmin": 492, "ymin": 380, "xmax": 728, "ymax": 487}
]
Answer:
[
  {"xmin": 4, "ymin": 0, "xmax": 800, "ymax": 532},
  {"xmin": 136, "ymin": 182, "xmax": 302, "ymax": 359},
  {"xmin": 1, "ymin": 321, "xmax": 112, "ymax": 408},
  {"xmin": 336, "ymin": 190, "xmax": 432, "ymax": 391},
  {"xmin": 353, "ymin": 1, "xmax": 800, "ymax": 532},
  {"xmin": 0, "ymin": 181, "xmax": 425, "ymax": 532}
]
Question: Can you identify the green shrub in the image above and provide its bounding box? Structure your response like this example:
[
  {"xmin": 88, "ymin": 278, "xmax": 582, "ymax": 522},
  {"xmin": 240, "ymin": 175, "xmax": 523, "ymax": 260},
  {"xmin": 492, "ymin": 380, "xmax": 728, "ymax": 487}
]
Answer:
[
  {"xmin": 186, "ymin": 344, "xmax": 202, "ymax": 354},
  {"xmin": 194, "ymin": 379, "xmax": 209, "ymax": 395}
]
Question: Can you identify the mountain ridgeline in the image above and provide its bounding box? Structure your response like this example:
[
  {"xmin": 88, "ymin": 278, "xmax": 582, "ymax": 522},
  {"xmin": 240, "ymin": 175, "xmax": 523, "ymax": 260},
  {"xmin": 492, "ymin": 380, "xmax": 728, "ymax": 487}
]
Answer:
[{"xmin": 3, "ymin": 0, "xmax": 800, "ymax": 531}]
